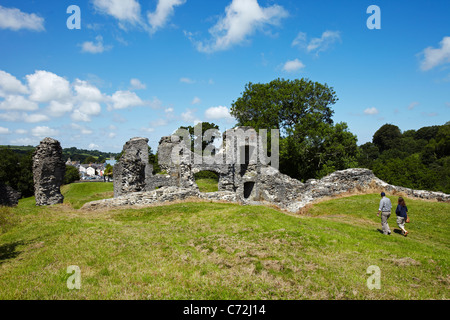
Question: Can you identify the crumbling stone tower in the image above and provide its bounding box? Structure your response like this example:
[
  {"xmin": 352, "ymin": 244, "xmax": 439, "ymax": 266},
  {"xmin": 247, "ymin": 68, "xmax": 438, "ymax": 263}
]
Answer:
[
  {"xmin": 32, "ymin": 137, "xmax": 65, "ymax": 206},
  {"xmin": 113, "ymin": 137, "xmax": 153, "ymax": 197}
]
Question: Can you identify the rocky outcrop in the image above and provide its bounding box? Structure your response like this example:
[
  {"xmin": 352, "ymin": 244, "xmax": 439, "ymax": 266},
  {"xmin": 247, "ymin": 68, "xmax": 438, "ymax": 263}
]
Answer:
[
  {"xmin": 113, "ymin": 137, "xmax": 152, "ymax": 198},
  {"xmin": 0, "ymin": 182, "xmax": 21, "ymax": 207},
  {"xmin": 32, "ymin": 137, "xmax": 65, "ymax": 206}
]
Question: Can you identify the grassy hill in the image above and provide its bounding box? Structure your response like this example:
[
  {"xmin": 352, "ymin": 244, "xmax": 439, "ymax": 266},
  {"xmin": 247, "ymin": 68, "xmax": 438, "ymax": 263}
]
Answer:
[{"xmin": 0, "ymin": 183, "xmax": 448, "ymax": 299}]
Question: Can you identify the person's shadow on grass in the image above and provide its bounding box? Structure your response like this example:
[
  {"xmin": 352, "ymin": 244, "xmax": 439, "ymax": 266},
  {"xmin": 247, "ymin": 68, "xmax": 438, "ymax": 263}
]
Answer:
[{"xmin": 376, "ymin": 228, "xmax": 403, "ymax": 235}]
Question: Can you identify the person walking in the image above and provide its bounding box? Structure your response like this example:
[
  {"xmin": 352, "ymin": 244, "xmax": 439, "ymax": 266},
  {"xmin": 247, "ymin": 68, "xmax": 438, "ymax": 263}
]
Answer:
[
  {"xmin": 377, "ymin": 192, "xmax": 392, "ymax": 235},
  {"xmin": 395, "ymin": 197, "xmax": 409, "ymax": 236}
]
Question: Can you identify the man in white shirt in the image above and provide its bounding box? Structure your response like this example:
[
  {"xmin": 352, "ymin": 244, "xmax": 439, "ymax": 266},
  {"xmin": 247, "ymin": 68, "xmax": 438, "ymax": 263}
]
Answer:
[{"xmin": 377, "ymin": 192, "xmax": 392, "ymax": 235}]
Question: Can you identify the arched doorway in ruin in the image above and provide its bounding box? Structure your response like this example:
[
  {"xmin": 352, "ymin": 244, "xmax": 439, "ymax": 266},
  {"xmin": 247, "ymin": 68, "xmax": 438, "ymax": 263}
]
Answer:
[{"xmin": 193, "ymin": 170, "xmax": 219, "ymax": 193}]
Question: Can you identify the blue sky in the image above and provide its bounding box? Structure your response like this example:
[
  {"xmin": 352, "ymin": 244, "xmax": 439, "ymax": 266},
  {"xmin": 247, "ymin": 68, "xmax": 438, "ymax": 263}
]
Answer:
[{"xmin": 0, "ymin": 0, "xmax": 449, "ymax": 152}]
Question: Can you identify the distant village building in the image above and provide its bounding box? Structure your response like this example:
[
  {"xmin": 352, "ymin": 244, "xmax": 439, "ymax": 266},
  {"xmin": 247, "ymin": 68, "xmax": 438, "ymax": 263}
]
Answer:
[{"xmin": 65, "ymin": 156, "xmax": 112, "ymax": 181}]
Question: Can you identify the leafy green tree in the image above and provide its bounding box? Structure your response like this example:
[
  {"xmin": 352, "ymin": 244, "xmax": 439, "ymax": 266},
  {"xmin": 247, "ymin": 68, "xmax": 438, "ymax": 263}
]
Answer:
[
  {"xmin": 435, "ymin": 123, "xmax": 450, "ymax": 157},
  {"xmin": 178, "ymin": 122, "xmax": 220, "ymax": 154},
  {"xmin": 0, "ymin": 148, "xmax": 34, "ymax": 198},
  {"xmin": 415, "ymin": 125, "xmax": 439, "ymax": 142},
  {"xmin": 230, "ymin": 78, "xmax": 357, "ymax": 180},
  {"xmin": 104, "ymin": 164, "xmax": 113, "ymax": 178},
  {"xmin": 0, "ymin": 147, "xmax": 20, "ymax": 189},
  {"xmin": 64, "ymin": 165, "xmax": 80, "ymax": 185},
  {"xmin": 16, "ymin": 151, "xmax": 34, "ymax": 197},
  {"xmin": 357, "ymin": 142, "xmax": 379, "ymax": 169},
  {"xmin": 231, "ymin": 78, "xmax": 336, "ymax": 132},
  {"xmin": 83, "ymin": 156, "xmax": 97, "ymax": 164},
  {"xmin": 372, "ymin": 124, "xmax": 402, "ymax": 152}
]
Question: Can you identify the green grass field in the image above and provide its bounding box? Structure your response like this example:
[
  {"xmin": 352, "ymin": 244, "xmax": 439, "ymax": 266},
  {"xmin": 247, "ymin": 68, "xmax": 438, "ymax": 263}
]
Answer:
[{"xmin": 0, "ymin": 183, "xmax": 448, "ymax": 299}]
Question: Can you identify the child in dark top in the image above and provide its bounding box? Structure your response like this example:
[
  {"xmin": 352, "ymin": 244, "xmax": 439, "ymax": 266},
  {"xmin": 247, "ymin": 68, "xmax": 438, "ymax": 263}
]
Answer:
[{"xmin": 395, "ymin": 197, "xmax": 408, "ymax": 236}]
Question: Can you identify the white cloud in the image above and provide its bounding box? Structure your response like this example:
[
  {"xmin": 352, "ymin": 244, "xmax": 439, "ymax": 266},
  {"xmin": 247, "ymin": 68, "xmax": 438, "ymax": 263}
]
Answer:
[
  {"xmin": 408, "ymin": 102, "xmax": 419, "ymax": 110},
  {"xmin": 25, "ymin": 113, "xmax": 50, "ymax": 123},
  {"xmin": 81, "ymin": 35, "xmax": 112, "ymax": 54},
  {"xmin": 31, "ymin": 126, "xmax": 58, "ymax": 138},
  {"xmin": 71, "ymin": 123, "xmax": 93, "ymax": 135},
  {"xmin": 150, "ymin": 119, "xmax": 169, "ymax": 127},
  {"xmin": 181, "ymin": 109, "xmax": 201, "ymax": 124},
  {"xmin": 26, "ymin": 70, "xmax": 72, "ymax": 103},
  {"xmin": 141, "ymin": 127, "xmax": 155, "ymax": 133},
  {"xmin": 292, "ymin": 32, "xmax": 307, "ymax": 47},
  {"xmin": 364, "ymin": 107, "xmax": 379, "ymax": 115},
  {"xmin": 88, "ymin": 143, "xmax": 100, "ymax": 150},
  {"xmin": 0, "ymin": 70, "xmax": 28, "ymax": 95},
  {"xmin": 79, "ymin": 102, "xmax": 102, "ymax": 115},
  {"xmin": 0, "ymin": 111, "xmax": 21, "ymax": 122},
  {"xmin": 282, "ymin": 59, "xmax": 305, "ymax": 73},
  {"xmin": 0, "ymin": 126, "xmax": 10, "ymax": 134},
  {"xmin": 74, "ymin": 79, "xmax": 104, "ymax": 101},
  {"xmin": 204, "ymin": 106, "xmax": 233, "ymax": 121},
  {"xmin": 0, "ymin": 111, "xmax": 49, "ymax": 123},
  {"xmin": 48, "ymin": 101, "xmax": 74, "ymax": 117},
  {"xmin": 421, "ymin": 112, "xmax": 438, "ymax": 117},
  {"xmin": 191, "ymin": 97, "xmax": 201, "ymax": 105},
  {"xmin": 130, "ymin": 78, "xmax": 146, "ymax": 90},
  {"xmin": 0, "ymin": 5, "xmax": 45, "ymax": 31},
  {"xmin": 165, "ymin": 107, "xmax": 174, "ymax": 113},
  {"xmin": 92, "ymin": 0, "xmax": 142, "ymax": 24},
  {"xmin": 147, "ymin": 0, "xmax": 186, "ymax": 34},
  {"xmin": 420, "ymin": 36, "xmax": 450, "ymax": 71},
  {"xmin": 11, "ymin": 137, "xmax": 35, "ymax": 145},
  {"xmin": 292, "ymin": 30, "xmax": 341, "ymax": 55},
  {"xmin": 109, "ymin": 124, "xmax": 117, "ymax": 130},
  {"xmin": 108, "ymin": 132, "xmax": 116, "ymax": 138},
  {"xmin": 71, "ymin": 109, "xmax": 92, "ymax": 122},
  {"xmin": 0, "ymin": 95, "xmax": 38, "ymax": 111},
  {"xmin": 195, "ymin": 0, "xmax": 288, "ymax": 53},
  {"xmin": 15, "ymin": 129, "xmax": 27, "ymax": 134},
  {"xmin": 180, "ymin": 77, "xmax": 195, "ymax": 84},
  {"xmin": 109, "ymin": 90, "xmax": 145, "ymax": 109}
]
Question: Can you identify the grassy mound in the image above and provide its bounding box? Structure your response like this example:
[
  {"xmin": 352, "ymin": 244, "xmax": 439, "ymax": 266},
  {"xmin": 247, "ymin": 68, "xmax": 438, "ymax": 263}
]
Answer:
[
  {"xmin": 0, "ymin": 183, "xmax": 448, "ymax": 299},
  {"xmin": 61, "ymin": 182, "xmax": 114, "ymax": 209}
]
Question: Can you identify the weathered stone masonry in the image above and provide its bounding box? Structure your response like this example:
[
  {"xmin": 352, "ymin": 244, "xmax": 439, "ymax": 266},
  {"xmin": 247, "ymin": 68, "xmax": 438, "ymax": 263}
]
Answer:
[
  {"xmin": 84, "ymin": 128, "xmax": 450, "ymax": 212},
  {"xmin": 32, "ymin": 137, "xmax": 65, "ymax": 206}
]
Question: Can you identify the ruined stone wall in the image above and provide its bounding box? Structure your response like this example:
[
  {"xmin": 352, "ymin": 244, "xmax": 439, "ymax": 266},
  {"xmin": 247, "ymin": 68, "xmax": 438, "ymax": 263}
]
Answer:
[
  {"xmin": 108, "ymin": 128, "xmax": 450, "ymax": 211},
  {"xmin": 32, "ymin": 137, "xmax": 65, "ymax": 206},
  {"xmin": 113, "ymin": 137, "xmax": 152, "ymax": 197},
  {"xmin": 0, "ymin": 182, "xmax": 21, "ymax": 207}
]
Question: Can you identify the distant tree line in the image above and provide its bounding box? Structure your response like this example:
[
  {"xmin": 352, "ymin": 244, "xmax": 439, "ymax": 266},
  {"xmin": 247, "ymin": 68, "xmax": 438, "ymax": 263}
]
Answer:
[
  {"xmin": 358, "ymin": 122, "xmax": 450, "ymax": 194},
  {"xmin": 62, "ymin": 147, "xmax": 119, "ymax": 164},
  {"xmin": 0, "ymin": 148, "xmax": 34, "ymax": 198}
]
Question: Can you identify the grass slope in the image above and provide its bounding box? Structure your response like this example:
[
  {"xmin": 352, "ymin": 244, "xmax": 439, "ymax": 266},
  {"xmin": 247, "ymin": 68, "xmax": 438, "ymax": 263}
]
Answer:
[{"xmin": 0, "ymin": 183, "xmax": 448, "ymax": 300}]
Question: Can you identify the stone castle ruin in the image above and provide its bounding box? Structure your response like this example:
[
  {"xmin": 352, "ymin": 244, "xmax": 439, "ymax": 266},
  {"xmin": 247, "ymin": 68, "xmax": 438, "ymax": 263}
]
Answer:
[
  {"xmin": 32, "ymin": 137, "xmax": 65, "ymax": 206},
  {"xmin": 84, "ymin": 127, "xmax": 450, "ymax": 212},
  {"xmin": 5, "ymin": 133, "xmax": 447, "ymax": 210}
]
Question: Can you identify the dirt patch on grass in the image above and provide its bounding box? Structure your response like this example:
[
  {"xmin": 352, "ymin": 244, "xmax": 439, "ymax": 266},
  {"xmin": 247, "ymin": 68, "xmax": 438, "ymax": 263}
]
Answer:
[{"xmin": 383, "ymin": 257, "xmax": 421, "ymax": 266}]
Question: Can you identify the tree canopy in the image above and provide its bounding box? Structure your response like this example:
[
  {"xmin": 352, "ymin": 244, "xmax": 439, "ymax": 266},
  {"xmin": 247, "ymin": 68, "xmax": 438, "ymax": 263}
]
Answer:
[
  {"xmin": 178, "ymin": 122, "xmax": 220, "ymax": 154},
  {"xmin": 230, "ymin": 78, "xmax": 358, "ymax": 181},
  {"xmin": 359, "ymin": 122, "xmax": 450, "ymax": 194}
]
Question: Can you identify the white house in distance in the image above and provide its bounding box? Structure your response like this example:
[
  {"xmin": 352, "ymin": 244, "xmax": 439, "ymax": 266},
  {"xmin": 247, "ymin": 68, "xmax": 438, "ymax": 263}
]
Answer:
[
  {"xmin": 86, "ymin": 167, "xmax": 96, "ymax": 176},
  {"xmin": 66, "ymin": 157, "xmax": 113, "ymax": 181}
]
